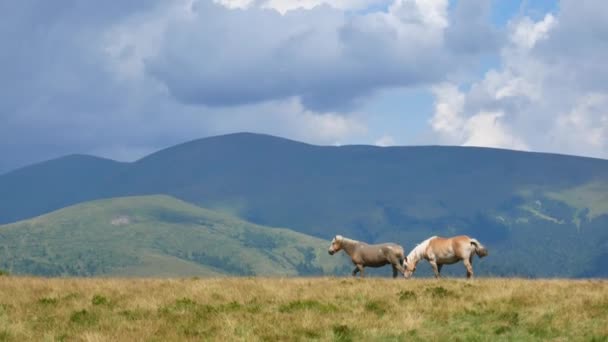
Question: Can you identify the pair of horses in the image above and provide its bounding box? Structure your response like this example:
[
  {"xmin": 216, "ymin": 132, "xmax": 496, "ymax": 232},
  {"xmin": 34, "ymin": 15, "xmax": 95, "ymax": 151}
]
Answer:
[{"xmin": 327, "ymin": 234, "xmax": 488, "ymax": 279}]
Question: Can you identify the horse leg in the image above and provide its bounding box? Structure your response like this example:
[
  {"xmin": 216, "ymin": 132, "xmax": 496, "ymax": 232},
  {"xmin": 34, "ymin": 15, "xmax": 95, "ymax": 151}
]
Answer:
[
  {"xmin": 437, "ymin": 264, "xmax": 443, "ymax": 275},
  {"xmin": 430, "ymin": 260, "xmax": 441, "ymax": 278},
  {"xmin": 389, "ymin": 255, "xmax": 406, "ymax": 276},
  {"xmin": 352, "ymin": 266, "xmax": 360, "ymax": 277},
  {"xmin": 463, "ymin": 258, "xmax": 474, "ymax": 279},
  {"xmin": 357, "ymin": 264, "xmax": 365, "ymax": 278}
]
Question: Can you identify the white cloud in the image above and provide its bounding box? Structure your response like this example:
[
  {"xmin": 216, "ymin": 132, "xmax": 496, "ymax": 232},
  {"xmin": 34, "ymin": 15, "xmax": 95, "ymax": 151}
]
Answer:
[
  {"xmin": 374, "ymin": 135, "xmax": 396, "ymax": 146},
  {"xmin": 430, "ymin": 84, "xmax": 527, "ymax": 150},
  {"xmin": 215, "ymin": 0, "xmax": 388, "ymax": 13},
  {"xmin": 462, "ymin": 111, "xmax": 528, "ymax": 150},
  {"xmin": 429, "ymin": 1, "xmax": 608, "ymax": 159},
  {"xmin": 430, "ymin": 83, "xmax": 465, "ymax": 142},
  {"xmin": 238, "ymin": 97, "xmax": 369, "ymax": 143},
  {"xmin": 510, "ymin": 14, "xmax": 556, "ymax": 49},
  {"xmin": 389, "ymin": 0, "xmax": 448, "ymax": 30},
  {"xmin": 214, "ymin": 0, "xmax": 254, "ymax": 10},
  {"xmin": 551, "ymin": 94, "xmax": 608, "ymax": 156}
]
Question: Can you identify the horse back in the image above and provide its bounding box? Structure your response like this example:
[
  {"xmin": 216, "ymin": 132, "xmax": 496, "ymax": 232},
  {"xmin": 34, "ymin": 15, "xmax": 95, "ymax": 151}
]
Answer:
[
  {"xmin": 428, "ymin": 236, "xmax": 473, "ymax": 261},
  {"xmin": 357, "ymin": 243, "xmax": 404, "ymax": 265}
]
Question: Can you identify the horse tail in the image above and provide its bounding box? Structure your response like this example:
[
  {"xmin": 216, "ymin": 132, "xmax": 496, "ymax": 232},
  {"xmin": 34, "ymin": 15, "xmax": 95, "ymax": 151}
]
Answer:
[{"xmin": 470, "ymin": 238, "xmax": 488, "ymax": 258}]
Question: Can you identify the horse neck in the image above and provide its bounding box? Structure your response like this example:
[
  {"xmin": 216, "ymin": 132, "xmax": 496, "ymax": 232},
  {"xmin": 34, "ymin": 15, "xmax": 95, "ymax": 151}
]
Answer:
[
  {"xmin": 406, "ymin": 248, "xmax": 423, "ymax": 266},
  {"xmin": 340, "ymin": 238, "xmax": 359, "ymax": 256},
  {"xmin": 407, "ymin": 237, "xmax": 435, "ymax": 265}
]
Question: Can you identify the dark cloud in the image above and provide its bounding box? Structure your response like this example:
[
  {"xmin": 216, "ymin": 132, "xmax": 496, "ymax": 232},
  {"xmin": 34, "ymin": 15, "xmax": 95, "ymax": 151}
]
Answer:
[
  {"xmin": 0, "ymin": 0, "xmax": 504, "ymax": 173},
  {"xmin": 145, "ymin": 1, "xmax": 475, "ymax": 111}
]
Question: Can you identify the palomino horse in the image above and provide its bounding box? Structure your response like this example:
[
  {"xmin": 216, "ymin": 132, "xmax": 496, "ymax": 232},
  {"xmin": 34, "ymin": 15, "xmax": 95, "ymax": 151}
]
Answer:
[
  {"xmin": 328, "ymin": 235, "xmax": 406, "ymax": 278},
  {"xmin": 403, "ymin": 235, "xmax": 488, "ymax": 279}
]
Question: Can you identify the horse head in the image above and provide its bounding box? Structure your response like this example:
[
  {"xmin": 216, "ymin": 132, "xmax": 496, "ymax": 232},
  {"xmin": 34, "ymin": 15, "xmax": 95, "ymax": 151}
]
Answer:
[
  {"xmin": 403, "ymin": 257, "xmax": 417, "ymax": 278},
  {"xmin": 328, "ymin": 235, "xmax": 344, "ymax": 255}
]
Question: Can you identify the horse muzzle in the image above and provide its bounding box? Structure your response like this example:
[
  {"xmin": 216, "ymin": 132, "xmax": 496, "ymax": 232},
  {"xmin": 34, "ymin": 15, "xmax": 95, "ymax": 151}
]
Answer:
[{"xmin": 328, "ymin": 250, "xmax": 335, "ymax": 255}]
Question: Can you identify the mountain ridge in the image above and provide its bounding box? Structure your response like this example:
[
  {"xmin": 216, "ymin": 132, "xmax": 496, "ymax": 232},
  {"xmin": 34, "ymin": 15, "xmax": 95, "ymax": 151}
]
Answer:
[
  {"xmin": 1, "ymin": 132, "xmax": 608, "ymax": 277},
  {"xmin": 5, "ymin": 132, "xmax": 607, "ymax": 178}
]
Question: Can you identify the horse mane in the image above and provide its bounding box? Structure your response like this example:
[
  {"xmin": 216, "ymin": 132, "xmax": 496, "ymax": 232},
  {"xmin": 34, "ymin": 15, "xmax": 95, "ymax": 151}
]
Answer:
[
  {"xmin": 339, "ymin": 236, "xmax": 361, "ymax": 245},
  {"xmin": 407, "ymin": 236, "xmax": 437, "ymax": 262}
]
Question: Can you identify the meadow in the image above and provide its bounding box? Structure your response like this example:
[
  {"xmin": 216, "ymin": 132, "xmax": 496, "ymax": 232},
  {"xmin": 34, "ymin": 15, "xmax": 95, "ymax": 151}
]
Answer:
[{"xmin": 0, "ymin": 276, "xmax": 606, "ymax": 341}]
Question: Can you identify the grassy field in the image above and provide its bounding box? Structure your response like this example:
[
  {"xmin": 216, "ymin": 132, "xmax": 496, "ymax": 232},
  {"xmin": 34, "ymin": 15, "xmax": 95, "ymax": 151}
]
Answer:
[{"xmin": 0, "ymin": 277, "xmax": 606, "ymax": 341}]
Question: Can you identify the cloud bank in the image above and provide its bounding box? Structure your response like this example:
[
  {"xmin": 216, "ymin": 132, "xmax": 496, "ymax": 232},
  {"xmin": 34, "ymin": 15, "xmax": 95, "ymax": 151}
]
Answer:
[
  {"xmin": 430, "ymin": 0, "xmax": 608, "ymax": 158},
  {"xmin": 0, "ymin": 0, "xmax": 606, "ymax": 173}
]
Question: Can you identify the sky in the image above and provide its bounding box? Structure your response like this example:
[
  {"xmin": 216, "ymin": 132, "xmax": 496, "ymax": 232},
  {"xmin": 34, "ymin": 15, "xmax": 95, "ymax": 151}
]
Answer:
[{"xmin": 1, "ymin": 0, "xmax": 607, "ymax": 174}]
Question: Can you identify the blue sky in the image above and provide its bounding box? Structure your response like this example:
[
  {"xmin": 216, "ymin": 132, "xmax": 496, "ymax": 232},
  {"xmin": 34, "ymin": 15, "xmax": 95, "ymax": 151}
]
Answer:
[{"xmin": 1, "ymin": 0, "xmax": 607, "ymax": 173}]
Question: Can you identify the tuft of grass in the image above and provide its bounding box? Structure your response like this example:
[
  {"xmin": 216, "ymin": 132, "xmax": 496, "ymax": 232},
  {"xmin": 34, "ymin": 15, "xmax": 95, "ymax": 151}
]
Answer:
[
  {"xmin": 425, "ymin": 286, "xmax": 455, "ymax": 298},
  {"xmin": 278, "ymin": 299, "xmax": 337, "ymax": 313},
  {"xmin": 222, "ymin": 301, "xmax": 242, "ymax": 312},
  {"xmin": 0, "ymin": 270, "xmax": 8, "ymax": 277},
  {"xmin": 398, "ymin": 290, "xmax": 416, "ymax": 301},
  {"xmin": 159, "ymin": 297, "xmax": 199, "ymax": 316},
  {"xmin": 38, "ymin": 297, "xmax": 59, "ymax": 306},
  {"xmin": 69, "ymin": 309, "xmax": 97, "ymax": 326},
  {"xmin": 91, "ymin": 294, "xmax": 110, "ymax": 306},
  {"xmin": 364, "ymin": 300, "xmax": 388, "ymax": 316},
  {"xmin": 295, "ymin": 328, "xmax": 322, "ymax": 339},
  {"xmin": 333, "ymin": 324, "xmax": 354, "ymax": 342},
  {"xmin": 119, "ymin": 309, "xmax": 148, "ymax": 321}
]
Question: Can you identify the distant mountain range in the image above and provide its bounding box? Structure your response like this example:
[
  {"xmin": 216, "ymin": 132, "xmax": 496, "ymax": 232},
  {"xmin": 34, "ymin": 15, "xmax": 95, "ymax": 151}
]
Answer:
[{"xmin": 1, "ymin": 132, "xmax": 607, "ymax": 277}]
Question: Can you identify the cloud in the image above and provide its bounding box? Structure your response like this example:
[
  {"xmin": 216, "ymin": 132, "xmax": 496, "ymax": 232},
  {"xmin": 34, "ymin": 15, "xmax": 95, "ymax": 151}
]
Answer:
[
  {"xmin": 430, "ymin": 83, "xmax": 465, "ymax": 142},
  {"xmin": 509, "ymin": 13, "xmax": 556, "ymax": 49},
  {"xmin": 203, "ymin": 97, "xmax": 368, "ymax": 143},
  {"xmin": 0, "ymin": 0, "xmax": 378, "ymax": 172},
  {"xmin": 143, "ymin": 0, "xmax": 456, "ymax": 111},
  {"xmin": 374, "ymin": 135, "xmax": 396, "ymax": 146},
  {"xmin": 429, "ymin": 0, "xmax": 608, "ymax": 159},
  {"xmin": 10, "ymin": 0, "xmax": 602, "ymax": 175},
  {"xmin": 430, "ymin": 83, "xmax": 527, "ymax": 150},
  {"xmin": 215, "ymin": 0, "xmax": 389, "ymax": 12},
  {"xmin": 444, "ymin": 0, "xmax": 501, "ymax": 55},
  {"xmin": 461, "ymin": 111, "xmax": 528, "ymax": 150},
  {"xmin": 550, "ymin": 94, "xmax": 608, "ymax": 157}
]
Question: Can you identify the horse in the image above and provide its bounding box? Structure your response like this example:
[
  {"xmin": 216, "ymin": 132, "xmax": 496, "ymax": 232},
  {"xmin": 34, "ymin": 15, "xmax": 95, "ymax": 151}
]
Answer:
[
  {"xmin": 328, "ymin": 235, "xmax": 406, "ymax": 278},
  {"xmin": 403, "ymin": 235, "xmax": 488, "ymax": 279}
]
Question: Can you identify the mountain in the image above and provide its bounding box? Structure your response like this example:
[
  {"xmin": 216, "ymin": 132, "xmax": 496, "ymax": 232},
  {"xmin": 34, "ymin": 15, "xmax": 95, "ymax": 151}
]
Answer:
[
  {"xmin": 0, "ymin": 154, "xmax": 127, "ymax": 224},
  {"xmin": 0, "ymin": 195, "xmax": 349, "ymax": 276},
  {"xmin": 1, "ymin": 132, "xmax": 608, "ymax": 277}
]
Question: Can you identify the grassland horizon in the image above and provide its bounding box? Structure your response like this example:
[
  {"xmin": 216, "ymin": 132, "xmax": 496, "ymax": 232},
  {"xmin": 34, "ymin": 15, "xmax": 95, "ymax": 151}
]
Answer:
[{"xmin": 0, "ymin": 276, "xmax": 606, "ymax": 341}]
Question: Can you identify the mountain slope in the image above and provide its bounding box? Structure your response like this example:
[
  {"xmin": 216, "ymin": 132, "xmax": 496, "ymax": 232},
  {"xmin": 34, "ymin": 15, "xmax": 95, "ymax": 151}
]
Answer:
[
  {"xmin": 0, "ymin": 154, "xmax": 127, "ymax": 224},
  {"xmin": 0, "ymin": 195, "xmax": 349, "ymax": 277},
  {"xmin": 1, "ymin": 133, "xmax": 608, "ymax": 277},
  {"xmin": 123, "ymin": 134, "xmax": 608, "ymax": 241},
  {"xmin": 3, "ymin": 133, "xmax": 608, "ymax": 235}
]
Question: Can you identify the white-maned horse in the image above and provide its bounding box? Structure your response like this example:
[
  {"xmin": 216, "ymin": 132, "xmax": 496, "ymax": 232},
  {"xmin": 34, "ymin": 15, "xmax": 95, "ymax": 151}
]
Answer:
[{"xmin": 403, "ymin": 235, "xmax": 488, "ymax": 279}]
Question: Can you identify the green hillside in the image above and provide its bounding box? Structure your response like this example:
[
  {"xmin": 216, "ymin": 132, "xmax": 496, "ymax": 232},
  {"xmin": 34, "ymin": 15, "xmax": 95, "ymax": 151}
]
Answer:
[
  {"xmin": 1, "ymin": 133, "xmax": 608, "ymax": 277},
  {"xmin": 0, "ymin": 195, "xmax": 349, "ymax": 277}
]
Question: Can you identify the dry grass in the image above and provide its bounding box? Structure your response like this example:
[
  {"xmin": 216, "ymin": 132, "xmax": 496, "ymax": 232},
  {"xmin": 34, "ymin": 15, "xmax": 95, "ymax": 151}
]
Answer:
[{"xmin": 0, "ymin": 277, "xmax": 606, "ymax": 341}]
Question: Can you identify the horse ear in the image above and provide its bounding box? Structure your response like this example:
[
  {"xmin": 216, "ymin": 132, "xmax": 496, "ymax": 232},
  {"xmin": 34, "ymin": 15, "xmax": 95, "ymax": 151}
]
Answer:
[{"xmin": 335, "ymin": 235, "xmax": 343, "ymax": 241}]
